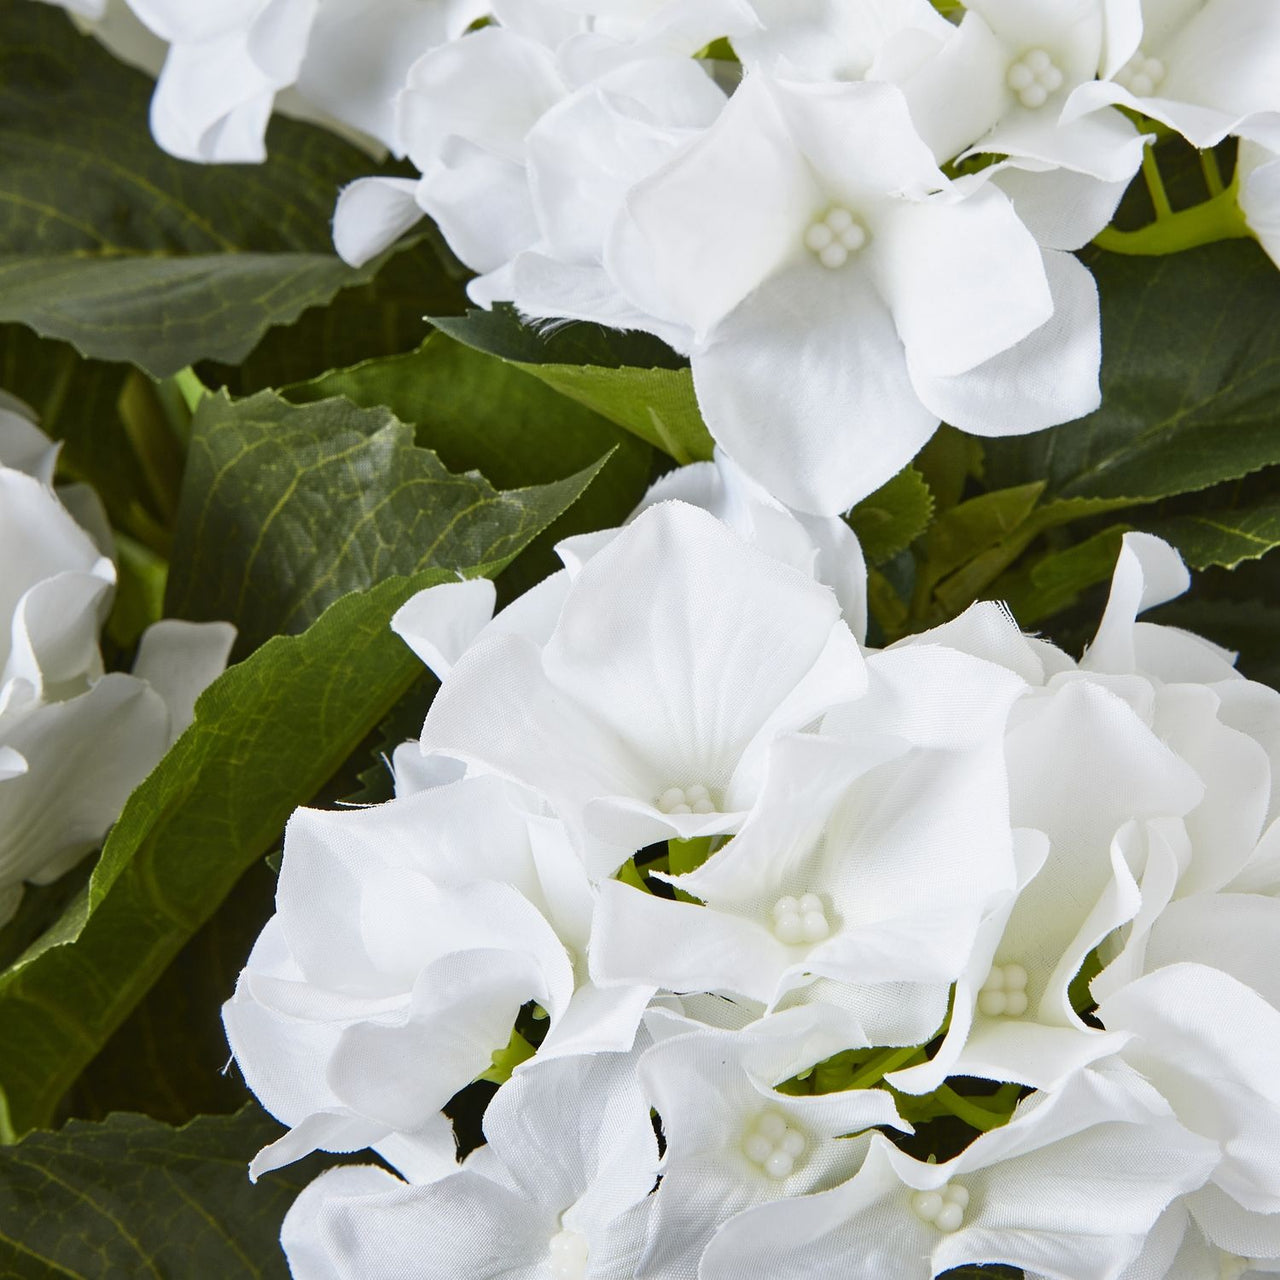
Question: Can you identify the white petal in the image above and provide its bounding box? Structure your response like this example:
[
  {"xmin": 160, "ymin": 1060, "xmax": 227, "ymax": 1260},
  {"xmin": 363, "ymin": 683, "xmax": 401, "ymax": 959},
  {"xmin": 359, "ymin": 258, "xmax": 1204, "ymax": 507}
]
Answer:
[
  {"xmin": 989, "ymin": 162, "xmax": 1132, "ymax": 250},
  {"xmin": 0, "ymin": 674, "xmax": 167, "ymax": 892},
  {"xmin": 607, "ymin": 73, "xmax": 821, "ymax": 338},
  {"xmin": 1145, "ymin": 893, "xmax": 1280, "ymax": 1010},
  {"xmin": 1101, "ymin": 963, "xmax": 1280, "ymax": 1212},
  {"xmin": 692, "ymin": 259, "xmax": 939, "ymax": 516},
  {"xmin": 1084, "ymin": 532, "xmax": 1191, "ymax": 674},
  {"xmin": 0, "ymin": 404, "xmax": 57, "ymax": 483},
  {"xmin": 391, "ymin": 578, "xmax": 496, "ymax": 680},
  {"xmin": 332, "ymin": 176, "xmax": 425, "ymax": 268},
  {"xmin": 149, "ymin": 36, "xmax": 279, "ymax": 163},
  {"xmin": 910, "ymin": 248, "xmax": 1101, "ymax": 437},
  {"xmin": 482, "ymin": 1053, "xmax": 659, "ymax": 1237},
  {"xmin": 976, "ymin": 102, "xmax": 1147, "ymax": 184},
  {"xmin": 871, "ymin": 185, "xmax": 1052, "ymax": 378},
  {"xmin": 132, "ymin": 618, "xmax": 235, "ymax": 743},
  {"xmin": 591, "ymin": 879, "xmax": 791, "ymax": 1003}
]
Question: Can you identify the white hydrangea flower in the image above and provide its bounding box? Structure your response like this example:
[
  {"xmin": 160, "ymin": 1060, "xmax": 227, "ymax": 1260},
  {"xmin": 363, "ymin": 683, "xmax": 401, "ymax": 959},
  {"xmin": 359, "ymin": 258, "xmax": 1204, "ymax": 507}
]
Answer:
[
  {"xmin": 700, "ymin": 1063, "xmax": 1216, "ymax": 1280},
  {"xmin": 1064, "ymin": 0, "xmax": 1280, "ymax": 149},
  {"xmin": 123, "ymin": 0, "xmax": 487, "ymax": 162},
  {"xmin": 0, "ymin": 407, "xmax": 232, "ymax": 924},
  {"xmin": 731, "ymin": 0, "xmax": 953, "ymax": 83},
  {"xmin": 632, "ymin": 1005, "xmax": 903, "ymax": 1277},
  {"xmin": 605, "ymin": 73, "xmax": 1101, "ymax": 515},
  {"xmin": 416, "ymin": 501, "xmax": 866, "ymax": 873},
  {"xmin": 224, "ymin": 770, "xmax": 656, "ymax": 1178},
  {"xmin": 886, "ymin": 0, "xmax": 1146, "ymax": 181},
  {"xmin": 591, "ymin": 664, "xmax": 1021, "ymax": 1016},
  {"xmin": 281, "ymin": 1049, "xmax": 659, "ymax": 1280},
  {"xmin": 882, "ymin": 532, "xmax": 1280, "ymax": 1097}
]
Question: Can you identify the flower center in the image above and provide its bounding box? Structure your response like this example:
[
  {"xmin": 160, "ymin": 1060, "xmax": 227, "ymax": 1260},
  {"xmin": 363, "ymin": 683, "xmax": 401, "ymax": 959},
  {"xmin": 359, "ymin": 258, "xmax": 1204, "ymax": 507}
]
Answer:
[
  {"xmin": 1114, "ymin": 50, "xmax": 1166, "ymax": 98},
  {"xmin": 977, "ymin": 962, "xmax": 1029, "ymax": 1017},
  {"xmin": 655, "ymin": 783, "xmax": 716, "ymax": 815},
  {"xmin": 1006, "ymin": 48, "xmax": 1064, "ymax": 108},
  {"xmin": 742, "ymin": 1110, "xmax": 808, "ymax": 1179},
  {"xmin": 911, "ymin": 1181, "xmax": 969, "ymax": 1232},
  {"xmin": 547, "ymin": 1229, "xmax": 589, "ymax": 1280},
  {"xmin": 804, "ymin": 206, "xmax": 868, "ymax": 270},
  {"xmin": 771, "ymin": 892, "xmax": 831, "ymax": 945}
]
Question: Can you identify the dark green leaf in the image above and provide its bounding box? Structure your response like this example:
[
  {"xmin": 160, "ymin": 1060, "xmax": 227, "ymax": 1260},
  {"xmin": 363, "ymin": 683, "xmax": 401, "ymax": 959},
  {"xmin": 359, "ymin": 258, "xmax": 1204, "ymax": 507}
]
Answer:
[
  {"xmin": 431, "ymin": 306, "xmax": 713, "ymax": 462},
  {"xmin": 166, "ymin": 389, "xmax": 606, "ymax": 655},
  {"xmin": 983, "ymin": 240, "xmax": 1280, "ymax": 503},
  {"xmin": 431, "ymin": 303, "xmax": 686, "ymax": 370},
  {"xmin": 1146, "ymin": 497, "xmax": 1280, "ymax": 570},
  {"xmin": 0, "ymin": 3, "xmax": 440, "ymax": 376},
  {"xmin": 0, "ymin": 467, "xmax": 597, "ymax": 1137},
  {"xmin": 0, "ymin": 1105, "xmax": 323, "ymax": 1279},
  {"xmin": 0, "ymin": 326, "xmax": 147, "ymax": 533},
  {"xmin": 846, "ymin": 466, "xmax": 934, "ymax": 565},
  {"xmin": 202, "ymin": 232, "xmax": 469, "ymax": 393},
  {"xmin": 284, "ymin": 333, "xmax": 654, "ymax": 595},
  {"xmin": 61, "ymin": 862, "xmax": 277, "ymax": 1127}
]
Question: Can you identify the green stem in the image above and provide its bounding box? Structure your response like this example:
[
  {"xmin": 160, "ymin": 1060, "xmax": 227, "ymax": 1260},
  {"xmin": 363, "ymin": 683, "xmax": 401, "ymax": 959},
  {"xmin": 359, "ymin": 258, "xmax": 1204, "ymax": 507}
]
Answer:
[
  {"xmin": 1093, "ymin": 184, "xmax": 1250, "ymax": 256},
  {"xmin": 847, "ymin": 1045, "xmax": 925, "ymax": 1091},
  {"xmin": 1200, "ymin": 148, "xmax": 1226, "ymax": 197},
  {"xmin": 1142, "ymin": 145, "xmax": 1173, "ymax": 220},
  {"xmin": 933, "ymin": 1084, "xmax": 1013, "ymax": 1132}
]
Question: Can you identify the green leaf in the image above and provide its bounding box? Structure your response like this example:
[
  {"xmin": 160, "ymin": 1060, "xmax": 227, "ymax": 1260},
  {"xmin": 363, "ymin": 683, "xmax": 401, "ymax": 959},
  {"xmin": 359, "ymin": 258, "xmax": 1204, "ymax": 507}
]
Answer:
[
  {"xmin": 60, "ymin": 862, "xmax": 278, "ymax": 1126},
  {"xmin": 913, "ymin": 425, "xmax": 985, "ymax": 514},
  {"xmin": 1146, "ymin": 497, "xmax": 1280, "ymax": 570},
  {"xmin": 923, "ymin": 495, "xmax": 1130, "ymax": 627},
  {"xmin": 983, "ymin": 240, "xmax": 1280, "ymax": 504},
  {"xmin": 0, "ymin": 1105, "xmax": 323, "ymax": 1278},
  {"xmin": 0, "ymin": 326, "xmax": 148, "ymax": 534},
  {"xmin": 431, "ymin": 303, "xmax": 686, "ymax": 370},
  {"xmin": 284, "ymin": 333, "xmax": 654, "ymax": 595},
  {"xmin": 846, "ymin": 466, "xmax": 934, "ymax": 565},
  {"xmin": 202, "ymin": 232, "xmax": 470, "ymax": 394},
  {"xmin": 0, "ymin": 3, "xmax": 443, "ymax": 376},
  {"xmin": 918, "ymin": 483, "xmax": 1045, "ymax": 584},
  {"xmin": 431, "ymin": 307, "xmax": 714, "ymax": 463},
  {"xmin": 0, "ymin": 477, "xmax": 597, "ymax": 1137},
  {"xmin": 995, "ymin": 525, "xmax": 1131, "ymax": 627},
  {"xmin": 165, "ymin": 388, "xmax": 606, "ymax": 655}
]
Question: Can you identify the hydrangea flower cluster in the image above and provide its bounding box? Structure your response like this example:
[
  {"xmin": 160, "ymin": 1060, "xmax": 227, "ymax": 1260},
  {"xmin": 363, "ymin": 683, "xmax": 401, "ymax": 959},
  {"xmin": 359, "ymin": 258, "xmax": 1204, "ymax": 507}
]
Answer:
[
  {"xmin": 0, "ymin": 401, "xmax": 233, "ymax": 924},
  {"xmin": 225, "ymin": 456, "xmax": 1280, "ymax": 1279},
  {"xmin": 47, "ymin": 0, "xmax": 1280, "ymax": 515}
]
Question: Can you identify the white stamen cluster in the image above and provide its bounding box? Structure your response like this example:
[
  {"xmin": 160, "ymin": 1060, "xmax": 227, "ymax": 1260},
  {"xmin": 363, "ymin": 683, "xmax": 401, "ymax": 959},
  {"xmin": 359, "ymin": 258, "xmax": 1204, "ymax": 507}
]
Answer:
[
  {"xmin": 742, "ymin": 1111, "xmax": 808, "ymax": 1179},
  {"xmin": 1006, "ymin": 49, "xmax": 1064, "ymax": 108},
  {"xmin": 911, "ymin": 1182, "xmax": 970, "ymax": 1232},
  {"xmin": 655, "ymin": 783, "xmax": 716, "ymax": 814},
  {"xmin": 547, "ymin": 1229, "xmax": 590, "ymax": 1280},
  {"xmin": 977, "ymin": 962, "xmax": 1029, "ymax": 1017},
  {"xmin": 771, "ymin": 892, "xmax": 831, "ymax": 944},
  {"xmin": 804, "ymin": 206, "xmax": 868, "ymax": 269},
  {"xmin": 1115, "ymin": 50, "xmax": 1167, "ymax": 98}
]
